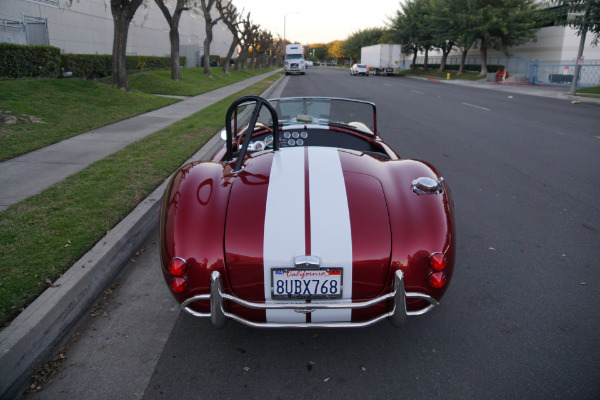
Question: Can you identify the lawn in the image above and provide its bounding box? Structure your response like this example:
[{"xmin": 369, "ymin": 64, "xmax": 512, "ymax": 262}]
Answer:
[
  {"xmin": 0, "ymin": 67, "xmax": 277, "ymax": 161},
  {"xmin": 0, "ymin": 69, "xmax": 282, "ymax": 326},
  {"xmin": 575, "ymin": 86, "xmax": 600, "ymax": 97}
]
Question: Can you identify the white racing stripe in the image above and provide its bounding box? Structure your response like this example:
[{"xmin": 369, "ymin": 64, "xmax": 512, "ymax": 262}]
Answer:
[
  {"xmin": 263, "ymin": 148, "xmax": 306, "ymax": 322},
  {"xmin": 308, "ymin": 147, "xmax": 352, "ymax": 322},
  {"xmin": 263, "ymin": 147, "xmax": 353, "ymax": 323}
]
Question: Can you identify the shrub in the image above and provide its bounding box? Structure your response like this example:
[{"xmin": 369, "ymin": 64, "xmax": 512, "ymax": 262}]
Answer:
[
  {"xmin": 0, "ymin": 43, "xmax": 61, "ymax": 78},
  {"xmin": 1, "ymin": 44, "xmax": 187, "ymax": 80}
]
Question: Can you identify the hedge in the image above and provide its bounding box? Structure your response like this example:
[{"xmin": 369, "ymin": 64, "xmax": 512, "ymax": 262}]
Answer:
[
  {"xmin": 1, "ymin": 43, "xmax": 186, "ymax": 79},
  {"xmin": 0, "ymin": 43, "xmax": 61, "ymax": 78}
]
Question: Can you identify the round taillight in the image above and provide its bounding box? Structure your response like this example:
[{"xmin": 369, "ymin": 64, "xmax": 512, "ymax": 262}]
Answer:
[
  {"xmin": 429, "ymin": 272, "xmax": 446, "ymax": 288},
  {"xmin": 169, "ymin": 258, "xmax": 186, "ymax": 276},
  {"xmin": 170, "ymin": 277, "xmax": 188, "ymax": 293},
  {"xmin": 429, "ymin": 252, "xmax": 447, "ymax": 271}
]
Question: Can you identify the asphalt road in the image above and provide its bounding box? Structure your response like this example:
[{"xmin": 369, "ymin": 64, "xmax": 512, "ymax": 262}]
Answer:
[{"xmin": 24, "ymin": 68, "xmax": 600, "ymax": 399}]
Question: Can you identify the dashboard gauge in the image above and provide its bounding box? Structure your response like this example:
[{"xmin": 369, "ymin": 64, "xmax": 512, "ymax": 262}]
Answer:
[
  {"xmin": 296, "ymin": 139, "xmax": 304, "ymax": 146},
  {"xmin": 283, "ymin": 131, "xmax": 291, "ymax": 139},
  {"xmin": 292, "ymin": 132, "xmax": 300, "ymax": 139},
  {"xmin": 288, "ymin": 139, "xmax": 296, "ymax": 146},
  {"xmin": 301, "ymin": 131, "xmax": 308, "ymax": 138},
  {"xmin": 253, "ymin": 141, "xmax": 265, "ymax": 151}
]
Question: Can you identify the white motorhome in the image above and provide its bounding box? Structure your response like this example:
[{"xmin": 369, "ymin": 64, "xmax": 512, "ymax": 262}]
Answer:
[{"xmin": 284, "ymin": 44, "xmax": 306, "ymax": 75}]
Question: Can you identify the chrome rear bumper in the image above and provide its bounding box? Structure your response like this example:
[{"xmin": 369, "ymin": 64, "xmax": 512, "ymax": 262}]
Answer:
[{"xmin": 180, "ymin": 270, "xmax": 438, "ymax": 328}]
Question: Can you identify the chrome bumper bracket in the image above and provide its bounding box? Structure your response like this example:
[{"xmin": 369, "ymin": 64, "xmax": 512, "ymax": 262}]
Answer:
[{"xmin": 180, "ymin": 270, "xmax": 438, "ymax": 328}]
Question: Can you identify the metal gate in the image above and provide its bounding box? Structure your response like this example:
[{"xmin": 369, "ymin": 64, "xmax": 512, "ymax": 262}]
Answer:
[
  {"xmin": 532, "ymin": 58, "xmax": 600, "ymax": 87},
  {"xmin": 23, "ymin": 15, "xmax": 49, "ymax": 46},
  {"xmin": 179, "ymin": 44, "xmax": 203, "ymax": 67},
  {"xmin": 415, "ymin": 53, "xmax": 600, "ymax": 87},
  {"xmin": 0, "ymin": 17, "xmax": 27, "ymax": 44}
]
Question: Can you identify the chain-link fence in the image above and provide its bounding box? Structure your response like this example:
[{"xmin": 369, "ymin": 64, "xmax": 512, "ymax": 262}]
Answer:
[
  {"xmin": 413, "ymin": 53, "xmax": 600, "ymax": 87},
  {"xmin": 0, "ymin": 15, "xmax": 48, "ymax": 46},
  {"xmin": 532, "ymin": 59, "xmax": 600, "ymax": 87},
  {"xmin": 23, "ymin": 15, "xmax": 49, "ymax": 46},
  {"xmin": 0, "ymin": 17, "xmax": 27, "ymax": 45}
]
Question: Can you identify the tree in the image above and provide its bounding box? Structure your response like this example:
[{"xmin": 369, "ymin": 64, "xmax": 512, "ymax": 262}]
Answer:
[
  {"xmin": 328, "ymin": 40, "xmax": 346, "ymax": 62},
  {"xmin": 342, "ymin": 28, "xmax": 385, "ymax": 62},
  {"xmin": 306, "ymin": 43, "xmax": 329, "ymax": 63},
  {"xmin": 199, "ymin": 0, "xmax": 223, "ymax": 77},
  {"xmin": 270, "ymin": 36, "xmax": 285, "ymax": 66},
  {"xmin": 551, "ymin": 0, "xmax": 600, "ymax": 94},
  {"xmin": 110, "ymin": 0, "xmax": 144, "ymax": 89},
  {"xmin": 216, "ymin": 0, "xmax": 239, "ymax": 74},
  {"xmin": 470, "ymin": 0, "xmax": 539, "ymax": 75},
  {"xmin": 390, "ymin": 0, "xmax": 426, "ymax": 70},
  {"xmin": 428, "ymin": 0, "xmax": 461, "ymax": 72},
  {"xmin": 253, "ymin": 30, "xmax": 273, "ymax": 68},
  {"xmin": 235, "ymin": 13, "xmax": 259, "ymax": 71},
  {"xmin": 452, "ymin": 0, "xmax": 479, "ymax": 74},
  {"xmin": 155, "ymin": 0, "xmax": 190, "ymax": 81}
]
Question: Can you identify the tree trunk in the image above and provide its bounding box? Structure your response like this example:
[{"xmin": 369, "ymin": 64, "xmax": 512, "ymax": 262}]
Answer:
[
  {"xmin": 168, "ymin": 24, "xmax": 181, "ymax": 81},
  {"xmin": 111, "ymin": 13, "xmax": 131, "ymax": 89},
  {"xmin": 438, "ymin": 42, "xmax": 453, "ymax": 72},
  {"xmin": 203, "ymin": 30, "xmax": 213, "ymax": 76},
  {"xmin": 234, "ymin": 47, "xmax": 243, "ymax": 71},
  {"xmin": 110, "ymin": 0, "xmax": 143, "ymax": 90},
  {"xmin": 221, "ymin": 38, "xmax": 237, "ymax": 74},
  {"xmin": 459, "ymin": 49, "xmax": 468, "ymax": 74},
  {"xmin": 412, "ymin": 49, "xmax": 418, "ymax": 70},
  {"xmin": 439, "ymin": 51, "xmax": 447, "ymax": 72},
  {"xmin": 155, "ymin": 0, "xmax": 184, "ymax": 81},
  {"xmin": 479, "ymin": 38, "xmax": 488, "ymax": 76}
]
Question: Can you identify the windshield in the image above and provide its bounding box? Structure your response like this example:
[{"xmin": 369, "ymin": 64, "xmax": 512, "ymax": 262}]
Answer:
[
  {"xmin": 233, "ymin": 98, "xmax": 376, "ymax": 135},
  {"xmin": 286, "ymin": 54, "xmax": 303, "ymax": 60}
]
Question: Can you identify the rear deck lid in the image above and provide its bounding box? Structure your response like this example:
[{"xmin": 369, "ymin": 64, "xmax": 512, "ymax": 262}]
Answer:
[{"xmin": 224, "ymin": 147, "xmax": 391, "ymax": 300}]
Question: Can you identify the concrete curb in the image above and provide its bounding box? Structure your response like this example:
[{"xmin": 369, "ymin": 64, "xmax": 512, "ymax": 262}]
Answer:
[{"xmin": 0, "ymin": 73, "xmax": 286, "ymax": 399}]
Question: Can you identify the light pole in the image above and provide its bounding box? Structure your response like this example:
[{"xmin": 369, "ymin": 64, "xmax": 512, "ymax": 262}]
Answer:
[{"xmin": 283, "ymin": 11, "xmax": 298, "ymax": 45}]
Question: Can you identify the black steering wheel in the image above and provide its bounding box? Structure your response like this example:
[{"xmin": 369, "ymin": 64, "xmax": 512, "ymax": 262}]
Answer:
[{"xmin": 224, "ymin": 96, "xmax": 279, "ymax": 173}]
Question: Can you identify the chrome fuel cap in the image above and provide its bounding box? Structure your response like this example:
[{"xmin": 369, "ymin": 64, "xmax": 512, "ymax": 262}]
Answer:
[{"xmin": 412, "ymin": 177, "xmax": 444, "ymax": 195}]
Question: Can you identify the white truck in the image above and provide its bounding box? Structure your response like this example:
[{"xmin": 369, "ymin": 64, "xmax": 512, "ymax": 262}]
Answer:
[
  {"xmin": 360, "ymin": 44, "xmax": 402, "ymax": 76},
  {"xmin": 284, "ymin": 44, "xmax": 306, "ymax": 75}
]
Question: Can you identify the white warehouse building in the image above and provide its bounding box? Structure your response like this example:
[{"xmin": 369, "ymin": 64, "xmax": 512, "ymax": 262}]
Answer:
[{"xmin": 0, "ymin": 0, "xmax": 235, "ymax": 67}]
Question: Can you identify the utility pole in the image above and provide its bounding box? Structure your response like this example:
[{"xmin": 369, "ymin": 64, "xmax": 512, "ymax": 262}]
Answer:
[{"xmin": 569, "ymin": 0, "xmax": 592, "ymax": 96}]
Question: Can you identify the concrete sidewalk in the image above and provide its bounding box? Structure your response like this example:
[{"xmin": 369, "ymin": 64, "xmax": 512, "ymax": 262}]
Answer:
[
  {"xmin": 0, "ymin": 69, "xmax": 281, "ymax": 212},
  {"xmin": 416, "ymin": 75, "xmax": 600, "ymax": 105}
]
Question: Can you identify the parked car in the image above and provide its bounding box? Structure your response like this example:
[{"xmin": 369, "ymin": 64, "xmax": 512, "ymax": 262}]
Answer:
[
  {"xmin": 160, "ymin": 96, "xmax": 456, "ymax": 328},
  {"xmin": 350, "ymin": 64, "xmax": 369, "ymax": 76}
]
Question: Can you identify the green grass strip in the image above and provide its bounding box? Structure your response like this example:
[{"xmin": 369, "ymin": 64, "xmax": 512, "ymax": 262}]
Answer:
[
  {"xmin": 0, "ymin": 67, "xmax": 276, "ymax": 161},
  {"xmin": 0, "ymin": 72, "xmax": 282, "ymax": 326},
  {"xmin": 575, "ymin": 86, "xmax": 600, "ymax": 97},
  {"xmin": 0, "ymin": 79, "xmax": 178, "ymax": 162}
]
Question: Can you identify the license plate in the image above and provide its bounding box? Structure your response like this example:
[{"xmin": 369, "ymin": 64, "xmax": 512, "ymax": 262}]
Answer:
[{"xmin": 271, "ymin": 268, "xmax": 343, "ymax": 300}]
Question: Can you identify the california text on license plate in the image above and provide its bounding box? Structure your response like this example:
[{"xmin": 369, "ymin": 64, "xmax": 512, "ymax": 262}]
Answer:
[{"xmin": 271, "ymin": 268, "xmax": 343, "ymax": 300}]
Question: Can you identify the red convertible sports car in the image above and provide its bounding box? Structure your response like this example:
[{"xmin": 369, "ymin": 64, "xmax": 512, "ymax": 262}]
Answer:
[{"xmin": 160, "ymin": 95, "xmax": 455, "ymax": 328}]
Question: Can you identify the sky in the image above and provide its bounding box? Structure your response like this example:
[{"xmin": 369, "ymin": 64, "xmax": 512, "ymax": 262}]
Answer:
[{"xmin": 230, "ymin": 0, "xmax": 404, "ymax": 45}]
